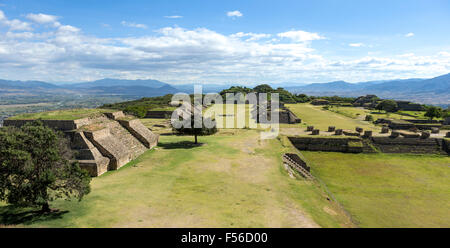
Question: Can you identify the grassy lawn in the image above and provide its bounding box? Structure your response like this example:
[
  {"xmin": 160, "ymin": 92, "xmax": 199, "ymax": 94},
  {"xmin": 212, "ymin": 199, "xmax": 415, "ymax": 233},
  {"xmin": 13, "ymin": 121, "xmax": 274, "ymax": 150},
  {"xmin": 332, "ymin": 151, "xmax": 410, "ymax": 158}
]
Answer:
[
  {"xmin": 205, "ymin": 104, "xmax": 260, "ymax": 129},
  {"xmin": 0, "ymin": 129, "xmax": 352, "ymax": 228},
  {"xmin": 286, "ymin": 103, "xmax": 380, "ymax": 131},
  {"xmin": 8, "ymin": 108, "xmax": 116, "ymax": 120},
  {"xmin": 325, "ymin": 106, "xmax": 415, "ymax": 121},
  {"xmin": 301, "ymin": 152, "xmax": 450, "ymax": 228}
]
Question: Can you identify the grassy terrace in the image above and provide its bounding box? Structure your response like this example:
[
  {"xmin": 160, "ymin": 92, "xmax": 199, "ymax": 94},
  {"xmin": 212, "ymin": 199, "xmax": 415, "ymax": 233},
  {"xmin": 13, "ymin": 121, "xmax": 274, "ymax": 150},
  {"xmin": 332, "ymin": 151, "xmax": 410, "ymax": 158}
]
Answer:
[
  {"xmin": 0, "ymin": 129, "xmax": 353, "ymax": 228},
  {"xmin": 282, "ymin": 103, "xmax": 449, "ymax": 227},
  {"xmin": 286, "ymin": 103, "xmax": 380, "ymax": 131},
  {"xmin": 8, "ymin": 108, "xmax": 116, "ymax": 120},
  {"xmin": 302, "ymin": 152, "xmax": 450, "ymax": 228}
]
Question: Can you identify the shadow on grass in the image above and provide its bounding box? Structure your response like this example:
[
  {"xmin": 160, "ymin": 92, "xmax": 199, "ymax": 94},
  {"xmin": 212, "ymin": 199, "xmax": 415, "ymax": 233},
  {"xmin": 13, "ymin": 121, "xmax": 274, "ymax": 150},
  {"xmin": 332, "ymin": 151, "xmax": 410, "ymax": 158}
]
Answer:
[
  {"xmin": 0, "ymin": 205, "xmax": 68, "ymax": 226},
  {"xmin": 158, "ymin": 141, "xmax": 205, "ymax": 150}
]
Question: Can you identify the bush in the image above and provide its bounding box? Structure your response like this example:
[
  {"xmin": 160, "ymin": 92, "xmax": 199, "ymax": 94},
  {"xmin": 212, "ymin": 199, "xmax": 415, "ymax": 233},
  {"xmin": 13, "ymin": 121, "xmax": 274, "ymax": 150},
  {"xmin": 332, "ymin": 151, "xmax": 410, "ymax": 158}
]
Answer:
[
  {"xmin": 365, "ymin": 115, "xmax": 374, "ymax": 121},
  {"xmin": 0, "ymin": 121, "xmax": 91, "ymax": 212}
]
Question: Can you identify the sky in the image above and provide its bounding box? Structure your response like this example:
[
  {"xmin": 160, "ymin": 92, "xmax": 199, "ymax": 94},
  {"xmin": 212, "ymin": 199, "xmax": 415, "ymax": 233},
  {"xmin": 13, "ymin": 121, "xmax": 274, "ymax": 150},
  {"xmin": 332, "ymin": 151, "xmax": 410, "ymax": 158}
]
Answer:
[{"xmin": 0, "ymin": 0, "xmax": 450, "ymax": 85}]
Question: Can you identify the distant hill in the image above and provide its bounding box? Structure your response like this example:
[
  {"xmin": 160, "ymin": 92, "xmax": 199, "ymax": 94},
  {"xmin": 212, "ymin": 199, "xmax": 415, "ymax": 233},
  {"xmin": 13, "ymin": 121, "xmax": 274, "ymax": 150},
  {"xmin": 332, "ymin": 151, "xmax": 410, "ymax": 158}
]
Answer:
[
  {"xmin": 65, "ymin": 78, "xmax": 169, "ymax": 89},
  {"xmin": 285, "ymin": 73, "xmax": 450, "ymax": 104},
  {"xmin": 0, "ymin": 73, "xmax": 449, "ymax": 104},
  {"xmin": 0, "ymin": 79, "xmax": 59, "ymax": 89}
]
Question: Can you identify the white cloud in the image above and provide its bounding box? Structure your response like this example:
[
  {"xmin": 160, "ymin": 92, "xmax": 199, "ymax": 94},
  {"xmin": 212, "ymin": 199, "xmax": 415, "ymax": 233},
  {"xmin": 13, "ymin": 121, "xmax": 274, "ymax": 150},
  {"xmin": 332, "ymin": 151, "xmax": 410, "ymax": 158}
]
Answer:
[
  {"xmin": 0, "ymin": 10, "xmax": 5, "ymax": 21},
  {"xmin": 277, "ymin": 30, "xmax": 324, "ymax": 42},
  {"xmin": 231, "ymin": 32, "xmax": 271, "ymax": 41},
  {"xmin": 164, "ymin": 15, "xmax": 183, "ymax": 19},
  {"xmin": 0, "ymin": 10, "xmax": 32, "ymax": 31},
  {"xmin": 405, "ymin": 32, "xmax": 415, "ymax": 37},
  {"xmin": 349, "ymin": 43, "xmax": 364, "ymax": 47},
  {"xmin": 0, "ymin": 9, "xmax": 448, "ymax": 84},
  {"xmin": 26, "ymin": 13, "xmax": 59, "ymax": 24},
  {"xmin": 227, "ymin": 10, "xmax": 243, "ymax": 18},
  {"xmin": 58, "ymin": 25, "xmax": 80, "ymax": 33},
  {"xmin": 121, "ymin": 21, "xmax": 147, "ymax": 29}
]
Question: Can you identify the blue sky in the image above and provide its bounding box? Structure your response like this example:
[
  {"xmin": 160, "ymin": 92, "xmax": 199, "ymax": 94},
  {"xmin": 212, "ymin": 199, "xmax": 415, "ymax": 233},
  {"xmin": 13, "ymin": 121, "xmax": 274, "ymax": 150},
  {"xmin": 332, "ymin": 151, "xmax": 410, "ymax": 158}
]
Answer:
[{"xmin": 0, "ymin": 0, "xmax": 449, "ymax": 84}]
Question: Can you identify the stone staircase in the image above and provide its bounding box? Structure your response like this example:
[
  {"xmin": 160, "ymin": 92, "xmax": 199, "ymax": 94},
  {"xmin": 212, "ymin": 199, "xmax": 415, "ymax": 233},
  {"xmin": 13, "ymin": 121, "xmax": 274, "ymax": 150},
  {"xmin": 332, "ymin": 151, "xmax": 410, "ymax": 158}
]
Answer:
[{"xmin": 282, "ymin": 153, "xmax": 314, "ymax": 180}]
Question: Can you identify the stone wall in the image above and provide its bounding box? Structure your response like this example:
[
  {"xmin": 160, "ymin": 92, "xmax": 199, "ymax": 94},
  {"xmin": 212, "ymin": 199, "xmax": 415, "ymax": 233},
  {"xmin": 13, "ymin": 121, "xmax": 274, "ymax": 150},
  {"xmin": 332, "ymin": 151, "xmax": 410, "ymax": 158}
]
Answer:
[
  {"xmin": 288, "ymin": 135, "xmax": 448, "ymax": 155},
  {"xmin": 145, "ymin": 111, "xmax": 173, "ymax": 119},
  {"xmin": 288, "ymin": 136, "xmax": 363, "ymax": 153},
  {"xmin": 396, "ymin": 101, "xmax": 424, "ymax": 111},
  {"xmin": 4, "ymin": 118, "xmax": 91, "ymax": 131},
  {"xmin": 279, "ymin": 109, "xmax": 301, "ymax": 124},
  {"xmin": 444, "ymin": 117, "xmax": 450, "ymax": 125},
  {"xmin": 370, "ymin": 137, "xmax": 445, "ymax": 154}
]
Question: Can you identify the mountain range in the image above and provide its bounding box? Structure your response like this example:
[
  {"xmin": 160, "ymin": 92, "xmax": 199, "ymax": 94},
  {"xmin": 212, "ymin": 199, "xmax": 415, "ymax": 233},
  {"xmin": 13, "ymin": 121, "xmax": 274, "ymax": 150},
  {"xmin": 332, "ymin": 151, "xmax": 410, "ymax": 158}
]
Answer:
[{"xmin": 0, "ymin": 73, "xmax": 449, "ymax": 105}]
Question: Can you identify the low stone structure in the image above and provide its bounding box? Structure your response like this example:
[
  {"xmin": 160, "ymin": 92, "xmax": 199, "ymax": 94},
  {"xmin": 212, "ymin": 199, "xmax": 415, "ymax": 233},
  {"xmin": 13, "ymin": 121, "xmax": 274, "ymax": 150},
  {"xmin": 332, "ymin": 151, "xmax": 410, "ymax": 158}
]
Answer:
[
  {"xmin": 355, "ymin": 127, "xmax": 363, "ymax": 133},
  {"xmin": 363, "ymin": 130, "xmax": 373, "ymax": 138},
  {"xmin": 444, "ymin": 117, "xmax": 450, "ymax": 125},
  {"xmin": 145, "ymin": 111, "xmax": 173, "ymax": 119},
  {"xmin": 390, "ymin": 131, "xmax": 400, "ymax": 138},
  {"xmin": 343, "ymin": 130, "xmax": 360, "ymax": 137},
  {"xmin": 312, "ymin": 129, "xmax": 320, "ymax": 135},
  {"xmin": 431, "ymin": 127, "xmax": 440, "ymax": 134},
  {"xmin": 397, "ymin": 130, "xmax": 421, "ymax": 138},
  {"xmin": 352, "ymin": 95, "xmax": 379, "ymax": 108},
  {"xmin": 307, "ymin": 126, "xmax": 314, "ymax": 131},
  {"xmin": 288, "ymin": 136, "xmax": 364, "ymax": 153},
  {"xmin": 328, "ymin": 126, "xmax": 336, "ymax": 132},
  {"xmin": 282, "ymin": 153, "xmax": 313, "ymax": 180},
  {"xmin": 4, "ymin": 111, "xmax": 159, "ymax": 177},
  {"xmin": 371, "ymin": 137, "xmax": 445, "ymax": 154},
  {"xmin": 279, "ymin": 109, "xmax": 302, "ymax": 124},
  {"xmin": 381, "ymin": 126, "xmax": 390, "ymax": 133},
  {"xmin": 310, "ymin": 99, "xmax": 329, "ymax": 105},
  {"xmin": 289, "ymin": 135, "xmax": 448, "ymax": 155},
  {"xmin": 396, "ymin": 101, "xmax": 424, "ymax": 111},
  {"xmin": 421, "ymin": 131, "xmax": 431, "ymax": 139},
  {"xmin": 335, "ymin": 129, "xmax": 343, "ymax": 135}
]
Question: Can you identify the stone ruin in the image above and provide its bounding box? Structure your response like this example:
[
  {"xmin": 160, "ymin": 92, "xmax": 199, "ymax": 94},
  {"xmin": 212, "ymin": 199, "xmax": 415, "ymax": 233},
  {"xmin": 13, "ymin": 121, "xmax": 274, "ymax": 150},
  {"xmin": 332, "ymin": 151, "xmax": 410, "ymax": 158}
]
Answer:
[
  {"xmin": 4, "ymin": 111, "xmax": 159, "ymax": 177},
  {"xmin": 310, "ymin": 99, "xmax": 329, "ymax": 106},
  {"xmin": 352, "ymin": 95, "xmax": 379, "ymax": 108}
]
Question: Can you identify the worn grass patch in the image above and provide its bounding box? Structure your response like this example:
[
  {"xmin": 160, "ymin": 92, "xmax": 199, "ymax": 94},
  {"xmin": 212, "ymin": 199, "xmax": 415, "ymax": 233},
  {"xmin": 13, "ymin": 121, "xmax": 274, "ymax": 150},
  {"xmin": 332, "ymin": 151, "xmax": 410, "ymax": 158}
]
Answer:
[
  {"xmin": 0, "ymin": 130, "xmax": 352, "ymax": 228},
  {"xmin": 286, "ymin": 104, "xmax": 380, "ymax": 132},
  {"xmin": 301, "ymin": 151, "xmax": 450, "ymax": 227}
]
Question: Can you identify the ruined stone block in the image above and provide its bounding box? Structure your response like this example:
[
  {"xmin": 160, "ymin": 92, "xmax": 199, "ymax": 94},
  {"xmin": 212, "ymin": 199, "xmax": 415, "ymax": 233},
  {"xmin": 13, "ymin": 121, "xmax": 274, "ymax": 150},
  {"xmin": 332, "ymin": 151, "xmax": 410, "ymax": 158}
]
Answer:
[
  {"xmin": 421, "ymin": 131, "xmax": 431, "ymax": 139},
  {"xmin": 446, "ymin": 132, "xmax": 450, "ymax": 138},
  {"xmin": 431, "ymin": 127, "xmax": 440, "ymax": 134},
  {"xmin": 311, "ymin": 129, "xmax": 320, "ymax": 135},
  {"xmin": 104, "ymin": 111, "xmax": 125, "ymax": 120},
  {"xmin": 398, "ymin": 130, "xmax": 421, "ymax": 138},
  {"xmin": 390, "ymin": 131, "xmax": 400, "ymax": 138},
  {"xmin": 335, "ymin": 129, "xmax": 343, "ymax": 135},
  {"xmin": 363, "ymin": 130, "xmax": 373, "ymax": 138},
  {"xmin": 343, "ymin": 130, "xmax": 360, "ymax": 137},
  {"xmin": 356, "ymin": 127, "xmax": 363, "ymax": 133},
  {"xmin": 307, "ymin": 126, "xmax": 314, "ymax": 132},
  {"xmin": 328, "ymin": 126, "xmax": 336, "ymax": 132},
  {"xmin": 381, "ymin": 126, "xmax": 390, "ymax": 133}
]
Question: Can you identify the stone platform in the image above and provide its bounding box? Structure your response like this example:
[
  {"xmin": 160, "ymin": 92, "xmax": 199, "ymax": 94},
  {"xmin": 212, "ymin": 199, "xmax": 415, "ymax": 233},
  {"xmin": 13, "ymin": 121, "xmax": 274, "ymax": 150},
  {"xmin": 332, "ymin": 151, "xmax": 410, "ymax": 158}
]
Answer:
[{"xmin": 4, "ymin": 111, "xmax": 159, "ymax": 176}]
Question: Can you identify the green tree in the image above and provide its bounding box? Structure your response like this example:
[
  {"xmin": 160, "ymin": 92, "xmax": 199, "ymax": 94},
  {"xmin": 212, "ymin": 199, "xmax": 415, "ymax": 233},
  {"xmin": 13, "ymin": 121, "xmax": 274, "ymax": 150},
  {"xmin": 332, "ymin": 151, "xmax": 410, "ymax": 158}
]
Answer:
[
  {"xmin": 375, "ymin": 100, "xmax": 398, "ymax": 113},
  {"xmin": 424, "ymin": 106, "xmax": 443, "ymax": 120},
  {"xmin": 0, "ymin": 121, "xmax": 91, "ymax": 212},
  {"xmin": 172, "ymin": 113, "xmax": 218, "ymax": 144},
  {"xmin": 253, "ymin": 84, "xmax": 274, "ymax": 93}
]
